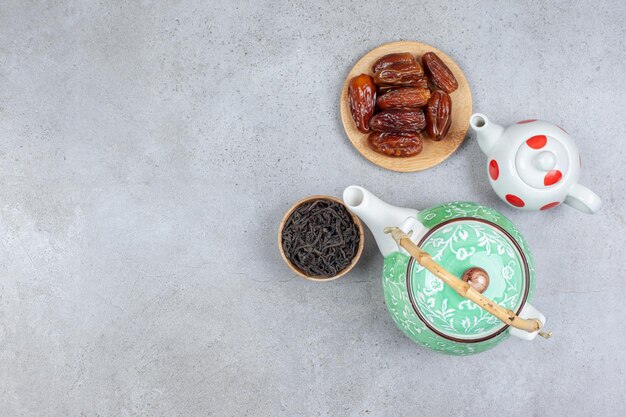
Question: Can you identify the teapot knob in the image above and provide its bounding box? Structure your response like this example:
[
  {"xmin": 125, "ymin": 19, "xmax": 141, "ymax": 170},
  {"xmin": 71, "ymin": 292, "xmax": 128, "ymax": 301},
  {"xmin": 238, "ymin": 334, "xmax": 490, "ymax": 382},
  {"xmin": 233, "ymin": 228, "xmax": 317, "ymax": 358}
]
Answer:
[
  {"xmin": 514, "ymin": 134, "xmax": 569, "ymax": 189},
  {"xmin": 461, "ymin": 267, "xmax": 489, "ymax": 293},
  {"xmin": 533, "ymin": 151, "xmax": 557, "ymax": 171}
]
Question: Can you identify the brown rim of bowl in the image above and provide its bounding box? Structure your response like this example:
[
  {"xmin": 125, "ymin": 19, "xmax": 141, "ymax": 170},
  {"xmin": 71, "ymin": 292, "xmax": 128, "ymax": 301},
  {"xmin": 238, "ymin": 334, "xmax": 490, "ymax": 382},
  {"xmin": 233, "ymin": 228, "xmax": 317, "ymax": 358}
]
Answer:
[{"xmin": 277, "ymin": 195, "xmax": 365, "ymax": 281}]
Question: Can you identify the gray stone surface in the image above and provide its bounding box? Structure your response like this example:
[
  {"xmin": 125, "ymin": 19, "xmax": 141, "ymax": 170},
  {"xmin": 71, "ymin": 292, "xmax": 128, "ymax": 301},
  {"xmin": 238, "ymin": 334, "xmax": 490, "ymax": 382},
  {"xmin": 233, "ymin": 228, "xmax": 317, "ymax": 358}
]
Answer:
[{"xmin": 1, "ymin": 0, "xmax": 625, "ymax": 416}]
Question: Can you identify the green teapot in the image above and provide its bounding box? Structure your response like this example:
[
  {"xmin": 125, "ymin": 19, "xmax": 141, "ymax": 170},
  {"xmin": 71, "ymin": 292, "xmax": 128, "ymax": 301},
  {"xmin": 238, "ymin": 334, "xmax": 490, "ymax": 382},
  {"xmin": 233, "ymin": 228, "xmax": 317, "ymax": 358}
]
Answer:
[{"xmin": 342, "ymin": 186, "xmax": 550, "ymax": 355}]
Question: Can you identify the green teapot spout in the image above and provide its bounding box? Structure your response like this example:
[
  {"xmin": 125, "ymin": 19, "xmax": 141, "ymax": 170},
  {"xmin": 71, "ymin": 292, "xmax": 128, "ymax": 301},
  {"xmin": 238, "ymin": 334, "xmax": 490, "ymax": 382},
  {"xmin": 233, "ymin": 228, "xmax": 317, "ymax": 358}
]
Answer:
[{"xmin": 343, "ymin": 186, "xmax": 420, "ymax": 257}]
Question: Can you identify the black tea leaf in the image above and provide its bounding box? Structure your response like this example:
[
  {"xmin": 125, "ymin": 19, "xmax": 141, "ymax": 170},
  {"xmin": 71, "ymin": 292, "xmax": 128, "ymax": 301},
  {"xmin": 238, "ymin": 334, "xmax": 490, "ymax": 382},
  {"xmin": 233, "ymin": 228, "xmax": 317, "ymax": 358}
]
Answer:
[{"xmin": 282, "ymin": 199, "xmax": 360, "ymax": 278}]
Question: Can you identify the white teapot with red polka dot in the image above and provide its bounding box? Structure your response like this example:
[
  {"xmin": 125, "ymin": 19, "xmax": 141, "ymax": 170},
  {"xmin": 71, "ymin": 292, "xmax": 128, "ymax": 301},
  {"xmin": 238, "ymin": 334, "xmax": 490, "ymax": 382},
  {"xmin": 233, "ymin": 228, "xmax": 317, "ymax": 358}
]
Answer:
[{"xmin": 469, "ymin": 113, "xmax": 601, "ymax": 213}]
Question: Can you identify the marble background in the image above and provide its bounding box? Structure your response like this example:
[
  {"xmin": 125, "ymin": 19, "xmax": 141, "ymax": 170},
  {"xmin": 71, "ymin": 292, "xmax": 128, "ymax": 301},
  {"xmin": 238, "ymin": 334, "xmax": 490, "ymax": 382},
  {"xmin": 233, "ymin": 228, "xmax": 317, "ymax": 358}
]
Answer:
[{"xmin": 1, "ymin": 1, "xmax": 624, "ymax": 416}]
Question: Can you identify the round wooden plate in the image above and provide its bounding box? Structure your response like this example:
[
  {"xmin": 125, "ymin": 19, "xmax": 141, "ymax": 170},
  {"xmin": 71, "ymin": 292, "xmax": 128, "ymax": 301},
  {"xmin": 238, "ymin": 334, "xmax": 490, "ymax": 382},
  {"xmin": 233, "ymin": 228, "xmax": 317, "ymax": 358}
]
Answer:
[{"xmin": 340, "ymin": 41, "xmax": 472, "ymax": 172}]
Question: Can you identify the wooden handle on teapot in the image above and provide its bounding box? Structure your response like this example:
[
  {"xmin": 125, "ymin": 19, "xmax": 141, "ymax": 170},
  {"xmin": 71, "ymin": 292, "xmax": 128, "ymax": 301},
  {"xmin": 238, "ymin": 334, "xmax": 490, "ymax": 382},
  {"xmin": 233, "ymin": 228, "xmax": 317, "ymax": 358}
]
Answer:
[{"xmin": 384, "ymin": 227, "xmax": 546, "ymax": 335}]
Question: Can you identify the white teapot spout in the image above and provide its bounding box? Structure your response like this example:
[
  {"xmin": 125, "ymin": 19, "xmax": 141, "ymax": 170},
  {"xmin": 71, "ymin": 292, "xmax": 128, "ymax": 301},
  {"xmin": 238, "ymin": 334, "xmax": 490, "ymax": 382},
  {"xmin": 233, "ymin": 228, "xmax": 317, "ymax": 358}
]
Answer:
[
  {"xmin": 343, "ymin": 186, "xmax": 418, "ymax": 257},
  {"xmin": 470, "ymin": 113, "xmax": 505, "ymax": 155}
]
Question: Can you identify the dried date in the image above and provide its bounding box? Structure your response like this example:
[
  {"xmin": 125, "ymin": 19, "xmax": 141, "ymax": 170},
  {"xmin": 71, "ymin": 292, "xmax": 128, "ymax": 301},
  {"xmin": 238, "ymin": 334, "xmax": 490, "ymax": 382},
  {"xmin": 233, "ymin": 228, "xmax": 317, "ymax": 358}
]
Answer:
[
  {"xmin": 425, "ymin": 90, "xmax": 452, "ymax": 141},
  {"xmin": 422, "ymin": 52, "xmax": 458, "ymax": 93},
  {"xmin": 369, "ymin": 109, "xmax": 426, "ymax": 132},
  {"xmin": 372, "ymin": 52, "xmax": 416, "ymax": 73},
  {"xmin": 368, "ymin": 132, "xmax": 423, "ymax": 157},
  {"xmin": 373, "ymin": 61, "xmax": 425, "ymax": 86},
  {"xmin": 377, "ymin": 87, "xmax": 430, "ymax": 110},
  {"xmin": 377, "ymin": 85, "xmax": 402, "ymax": 95},
  {"xmin": 348, "ymin": 74, "xmax": 376, "ymax": 133}
]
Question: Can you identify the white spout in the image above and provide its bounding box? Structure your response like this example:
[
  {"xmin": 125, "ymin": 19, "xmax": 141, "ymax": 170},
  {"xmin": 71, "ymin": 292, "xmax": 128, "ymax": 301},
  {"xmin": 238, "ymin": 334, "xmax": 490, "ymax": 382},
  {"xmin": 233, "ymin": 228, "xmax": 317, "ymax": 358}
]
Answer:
[
  {"xmin": 343, "ymin": 186, "xmax": 419, "ymax": 257},
  {"xmin": 470, "ymin": 113, "xmax": 505, "ymax": 155}
]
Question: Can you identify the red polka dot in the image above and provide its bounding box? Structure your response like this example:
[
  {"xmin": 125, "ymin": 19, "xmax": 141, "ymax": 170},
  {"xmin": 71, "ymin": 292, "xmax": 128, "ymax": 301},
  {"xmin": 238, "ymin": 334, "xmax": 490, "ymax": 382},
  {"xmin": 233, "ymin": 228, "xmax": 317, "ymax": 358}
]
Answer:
[
  {"xmin": 526, "ymin": 135, "xmax": 547, "ymax": 149},
  {"xmin": 489, "ymin": 160, "xmax": 499, "ymax": 180},
  {"xmin": 544, "ymin": 169, "xmax": 562, "ymax": 186},
  {"xmin": 517, "ymin": 119, "xmax": 536, "ymax": 124},
  {"xmin": 505, "ymin": 194, "xmax": 525, "ymax": 207},
  {"xmin": 540, "ymin": 202, "xmax": 560, "ymax": 210}
]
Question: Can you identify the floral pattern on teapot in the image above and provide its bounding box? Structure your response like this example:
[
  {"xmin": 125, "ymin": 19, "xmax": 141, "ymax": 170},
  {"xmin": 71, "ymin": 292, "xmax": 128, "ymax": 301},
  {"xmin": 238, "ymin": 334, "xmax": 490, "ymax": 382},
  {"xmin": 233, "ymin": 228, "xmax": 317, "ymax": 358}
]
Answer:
[
  {"xmin": 343, "ymin": 187, "xmax": 544, "ymax": 355},
  {"xmin": 381, "ymin": 202, "xmax": 536, "ymax": 355},
  {"xmin": 410, "ymin": 220, "xmax": 526, "ymax": 339}
]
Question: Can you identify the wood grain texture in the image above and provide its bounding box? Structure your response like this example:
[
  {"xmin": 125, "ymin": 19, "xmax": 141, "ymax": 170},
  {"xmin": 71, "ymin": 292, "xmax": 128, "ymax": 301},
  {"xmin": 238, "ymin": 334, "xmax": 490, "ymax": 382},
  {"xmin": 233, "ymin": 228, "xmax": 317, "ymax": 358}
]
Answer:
[{"xmin": 340, "ymin": 41, "xmax": 472, "ymax": 172}]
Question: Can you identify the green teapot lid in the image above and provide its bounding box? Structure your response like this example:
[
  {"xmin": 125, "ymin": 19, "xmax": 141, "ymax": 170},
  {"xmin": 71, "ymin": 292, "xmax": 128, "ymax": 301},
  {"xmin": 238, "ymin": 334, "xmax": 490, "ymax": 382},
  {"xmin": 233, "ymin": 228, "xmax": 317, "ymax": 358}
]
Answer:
[{"xmin": 408, "ymin": 218, "xmax": 529, "ymax": 342}]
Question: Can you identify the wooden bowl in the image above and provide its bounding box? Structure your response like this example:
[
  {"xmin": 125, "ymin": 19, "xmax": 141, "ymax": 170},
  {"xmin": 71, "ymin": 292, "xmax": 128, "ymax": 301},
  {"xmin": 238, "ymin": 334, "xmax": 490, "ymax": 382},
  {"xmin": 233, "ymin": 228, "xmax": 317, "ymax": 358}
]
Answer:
[
  {"xmin": 340, "ymin": 41, "xmax": 472, "ymax": 172},
  {"xmin": 278, "ymin": 195, "xmax": 364, "ymax": 281}
]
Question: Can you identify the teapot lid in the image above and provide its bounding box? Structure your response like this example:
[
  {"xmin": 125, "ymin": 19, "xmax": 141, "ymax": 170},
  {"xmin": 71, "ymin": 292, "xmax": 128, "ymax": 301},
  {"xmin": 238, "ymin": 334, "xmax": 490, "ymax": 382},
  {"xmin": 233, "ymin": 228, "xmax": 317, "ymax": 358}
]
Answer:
[
  {"xmin": 515, "ymin": 133, "xmax": 570, "ymax": 189},
  {"xmin": 408, "ymin": 218, "xmax": 529, "ymax": 342}
]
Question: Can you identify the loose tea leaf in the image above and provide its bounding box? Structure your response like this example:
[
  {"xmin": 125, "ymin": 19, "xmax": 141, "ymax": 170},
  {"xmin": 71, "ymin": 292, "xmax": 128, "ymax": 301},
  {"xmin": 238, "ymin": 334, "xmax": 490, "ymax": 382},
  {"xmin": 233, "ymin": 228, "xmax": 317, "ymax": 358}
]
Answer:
[{"xmin": 281, "ymin": 199, "xmax": 360, "ymax": 278}]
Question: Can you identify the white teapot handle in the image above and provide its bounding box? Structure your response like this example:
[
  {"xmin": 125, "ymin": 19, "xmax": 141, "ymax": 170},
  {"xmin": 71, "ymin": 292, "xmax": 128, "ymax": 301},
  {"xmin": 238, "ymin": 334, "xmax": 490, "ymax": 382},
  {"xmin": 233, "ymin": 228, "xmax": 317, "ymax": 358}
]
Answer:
[
  {"xmin": 509, "ymin": 303, "xmax": 548, "ymax": 341},
  {"xmin": 398, "ymin": 217, "xmax": 427, "ymax": 247},
  {"xmin": 565, "ymin": 183, "xmax": 602, "ymax": 214}
]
